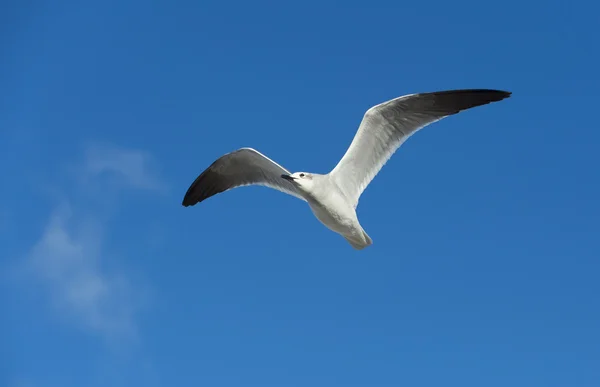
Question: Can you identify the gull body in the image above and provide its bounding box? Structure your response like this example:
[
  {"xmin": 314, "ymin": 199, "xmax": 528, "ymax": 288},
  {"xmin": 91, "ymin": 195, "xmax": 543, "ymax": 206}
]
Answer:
[
  {"xmin": 182, "ymin": 89, "xmax": 511, "ymax": 249},
  {"xmin": 281, "ymin": 172, "xmax": 373, "ymax": 249}
]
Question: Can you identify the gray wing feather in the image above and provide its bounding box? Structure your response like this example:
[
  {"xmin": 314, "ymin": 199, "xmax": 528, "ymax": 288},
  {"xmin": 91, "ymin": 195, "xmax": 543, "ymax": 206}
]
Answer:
[
  {"xmin": 182, "ymin": 147, "xmax": 305, "ymax": 206},
  {"xmin": 330, "ymin": 89, "xmax": 511, "ymax": 207}
]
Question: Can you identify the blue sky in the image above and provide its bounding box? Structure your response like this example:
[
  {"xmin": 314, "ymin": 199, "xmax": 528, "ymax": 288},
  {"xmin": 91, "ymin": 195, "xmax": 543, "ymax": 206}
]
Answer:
[{"xmin": 1, "ymin": 0, "xmax": 599, "ymax": 386}]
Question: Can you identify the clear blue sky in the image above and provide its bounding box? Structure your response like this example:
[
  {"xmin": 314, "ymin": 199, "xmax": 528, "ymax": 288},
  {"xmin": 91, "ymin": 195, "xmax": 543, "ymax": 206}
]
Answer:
[{"xmin": 1, "ymin": 0, "xmax": 599, "ymax": 386}]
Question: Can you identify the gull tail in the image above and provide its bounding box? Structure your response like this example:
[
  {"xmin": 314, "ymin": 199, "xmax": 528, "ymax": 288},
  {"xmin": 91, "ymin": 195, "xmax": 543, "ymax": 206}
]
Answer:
[{"xmin": 344, "ymin": 229, "xmax": 373, "ymax": 250}]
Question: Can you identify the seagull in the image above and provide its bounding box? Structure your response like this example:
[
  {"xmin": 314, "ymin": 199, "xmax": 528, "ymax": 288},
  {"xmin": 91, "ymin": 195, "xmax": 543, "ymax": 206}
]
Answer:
[{"xmin": 182, "ymin": 89, "xmax": 511, "ymax": 249}]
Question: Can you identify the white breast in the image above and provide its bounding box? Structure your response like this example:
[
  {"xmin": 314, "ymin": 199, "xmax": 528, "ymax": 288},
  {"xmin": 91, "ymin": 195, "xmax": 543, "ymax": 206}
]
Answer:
[{"xmin": 307, "ymin": 191, "xmax": 359, "ymax": 235}]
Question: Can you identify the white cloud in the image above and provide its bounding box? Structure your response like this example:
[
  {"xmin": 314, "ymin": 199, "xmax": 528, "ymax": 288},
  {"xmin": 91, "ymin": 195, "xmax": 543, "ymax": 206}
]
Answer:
[
  {"xmin": 83, "ymin": 143, "xmax": 165, "ymax": 192},
  {"xmin": 23, "ymin": 143, "xmax": 162, "ymax": 343},
  {"xmin": 28, "ymin": 210, "xmax": 141, "ymax": 339}
]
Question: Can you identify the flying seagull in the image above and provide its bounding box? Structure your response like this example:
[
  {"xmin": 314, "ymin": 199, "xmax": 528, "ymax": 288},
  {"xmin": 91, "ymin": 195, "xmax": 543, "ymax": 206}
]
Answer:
[{"xmin": 182, "ymin": 89, "xmax": 511, "ymax": 249}]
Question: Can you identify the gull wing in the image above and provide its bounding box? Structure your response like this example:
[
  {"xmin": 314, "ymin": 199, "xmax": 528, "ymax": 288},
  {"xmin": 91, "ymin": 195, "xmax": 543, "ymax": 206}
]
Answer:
[
  {"xmin": 182, "ymin": 147, "xmax": 306, "ymax": 206},
  {"xmin": 329, "ymin": 89, "xmax": 511, "ymax": 207}
]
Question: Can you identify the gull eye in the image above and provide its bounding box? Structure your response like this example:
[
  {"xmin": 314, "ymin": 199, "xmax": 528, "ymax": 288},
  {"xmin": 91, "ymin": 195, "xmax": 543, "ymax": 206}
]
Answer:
[{"xmin": 299, "ymin": 173, "xmax": 305, "ymax": 178}]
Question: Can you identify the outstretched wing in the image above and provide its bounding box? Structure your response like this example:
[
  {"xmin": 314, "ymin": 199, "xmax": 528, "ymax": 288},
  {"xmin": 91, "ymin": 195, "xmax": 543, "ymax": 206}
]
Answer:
[
  {"xmin": 182, "ymin": 147, "xmax": 305, "ymax": 206},
  {"xmin": 330, "ymin": 89, "xmax": 511, "ymax": 207}
]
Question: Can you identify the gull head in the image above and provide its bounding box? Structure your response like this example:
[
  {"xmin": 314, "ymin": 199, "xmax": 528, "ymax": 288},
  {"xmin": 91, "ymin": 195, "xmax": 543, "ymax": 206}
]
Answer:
[{"xmin": 281, "ymin": 172, "xmax": 315, "ymax": 193}]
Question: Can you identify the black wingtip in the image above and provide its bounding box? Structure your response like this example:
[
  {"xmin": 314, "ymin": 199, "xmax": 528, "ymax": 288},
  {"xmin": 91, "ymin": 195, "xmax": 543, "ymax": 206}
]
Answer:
[
  {"xmin": 482, "ymin": 89, "xmax": 512, "ymax": 104},
  {"xmin": 181, "ymin": 183, "xmax": 201, "ymax": 207},
  {"xmin": 443, "ymin": 88, "xmax": 511, "ymax": 99},
  {"xmin": 416, "ymin": 88, "xmax": 512, "ymax": 115},
  {"xmin": 489, "ymin": 89, "xmax": 512, "ymax": 100},
  {"xmin": 181, "ymin": 175, "xmax": 203, "ymax": 207},
  {"xmin": 181, "ymin": 195, "xmax": 196, "ymax": 207}
]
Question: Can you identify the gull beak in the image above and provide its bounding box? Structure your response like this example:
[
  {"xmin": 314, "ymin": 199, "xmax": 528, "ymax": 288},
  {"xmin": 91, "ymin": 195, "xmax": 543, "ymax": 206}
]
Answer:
[{"xmin": 281, "ymin": 174, "xmax": 295, "ymax": 181}]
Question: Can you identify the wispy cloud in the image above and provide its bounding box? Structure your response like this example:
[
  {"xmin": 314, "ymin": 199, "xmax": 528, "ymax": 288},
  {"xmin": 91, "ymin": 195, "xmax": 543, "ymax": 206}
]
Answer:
[
  {"xmin": 23, "ymin": 143, "xmax": 163, "ymax": 343},
  {"xmin": 83, "ymin": 143, "xmax": 165, "ymax": 192},
  {"xmin": 28, "ymin": 209, "xmax": 142, "ymax": 339}
]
